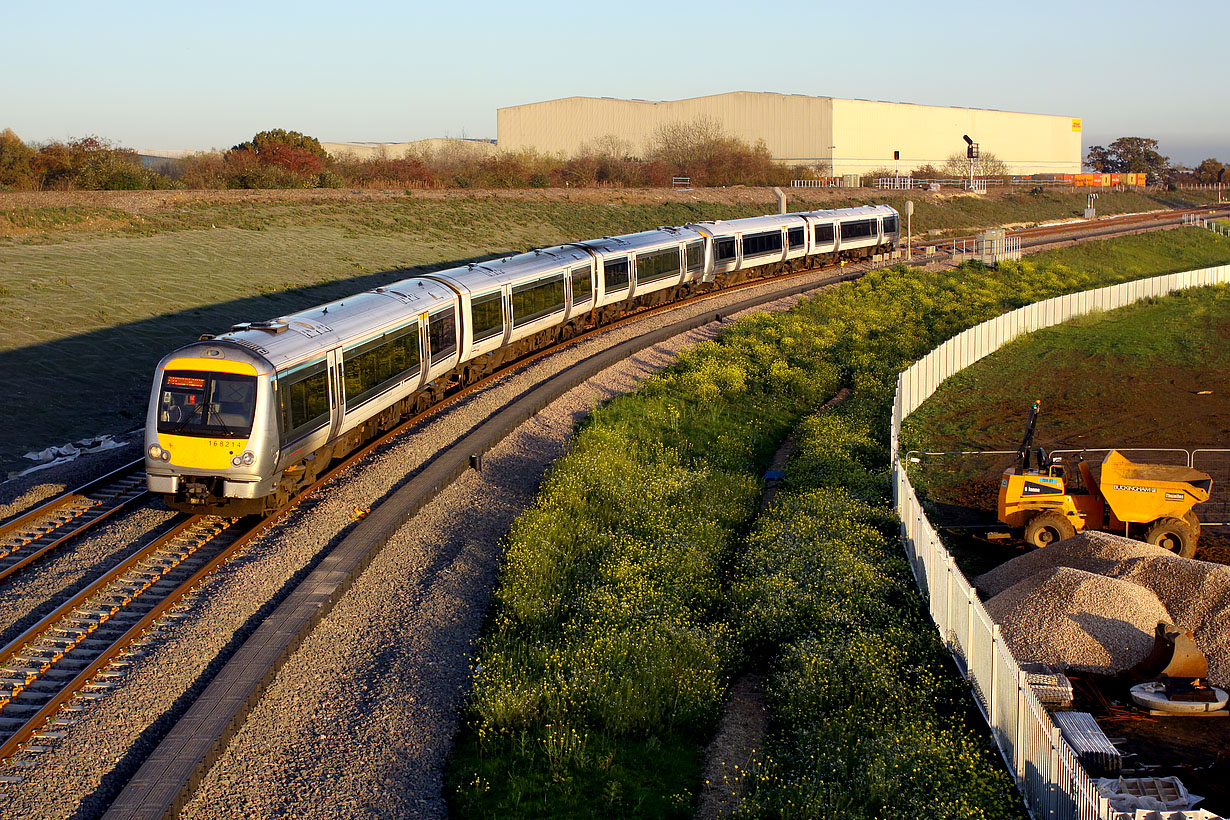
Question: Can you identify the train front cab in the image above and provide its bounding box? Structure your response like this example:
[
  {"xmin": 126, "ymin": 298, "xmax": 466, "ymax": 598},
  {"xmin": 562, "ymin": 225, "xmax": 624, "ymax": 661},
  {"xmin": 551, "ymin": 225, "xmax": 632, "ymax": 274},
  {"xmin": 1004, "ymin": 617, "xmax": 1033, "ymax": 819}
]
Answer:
[{"xmin": 145, "ymin": 345, "xmax": 280, "ymax": 513}]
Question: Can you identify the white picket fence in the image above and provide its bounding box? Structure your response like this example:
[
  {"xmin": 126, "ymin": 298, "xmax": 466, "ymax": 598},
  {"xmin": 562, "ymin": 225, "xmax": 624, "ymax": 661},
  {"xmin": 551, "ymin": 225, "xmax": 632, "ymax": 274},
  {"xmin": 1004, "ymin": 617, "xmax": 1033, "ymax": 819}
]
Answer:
[{"xmin": 890, "ymin": 265, "xmax": 1230, "ymax": 819}]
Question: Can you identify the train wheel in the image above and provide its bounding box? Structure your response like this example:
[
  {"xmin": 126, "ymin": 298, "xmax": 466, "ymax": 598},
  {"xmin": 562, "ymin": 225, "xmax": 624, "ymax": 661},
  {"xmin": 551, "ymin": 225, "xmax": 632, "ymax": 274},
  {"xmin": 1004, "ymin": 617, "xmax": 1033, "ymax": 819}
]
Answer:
[
  {"xmin": 1024, "ymin": 511, "xmax": 1076, "ymax": 548},
  {"xmin": 1145, "ymin": 517, "xmax": 1198, "ymax": 558}
]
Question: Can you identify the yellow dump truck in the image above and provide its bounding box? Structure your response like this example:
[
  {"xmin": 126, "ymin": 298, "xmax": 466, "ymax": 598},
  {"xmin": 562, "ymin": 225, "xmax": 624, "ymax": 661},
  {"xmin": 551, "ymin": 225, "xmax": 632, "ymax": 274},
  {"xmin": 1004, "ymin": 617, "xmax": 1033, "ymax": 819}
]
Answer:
[{"xmin": 997, "ymin": 402, "xmax": 1212, "ymax": 557}]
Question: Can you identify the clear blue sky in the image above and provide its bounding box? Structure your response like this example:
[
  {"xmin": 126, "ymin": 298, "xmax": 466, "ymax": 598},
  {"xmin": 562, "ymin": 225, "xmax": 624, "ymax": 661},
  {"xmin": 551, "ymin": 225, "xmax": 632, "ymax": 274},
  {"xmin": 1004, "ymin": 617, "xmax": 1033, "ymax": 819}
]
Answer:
[{"xmin": 5, "ymin": 0, "xmax": 1224, "ymax": 166}]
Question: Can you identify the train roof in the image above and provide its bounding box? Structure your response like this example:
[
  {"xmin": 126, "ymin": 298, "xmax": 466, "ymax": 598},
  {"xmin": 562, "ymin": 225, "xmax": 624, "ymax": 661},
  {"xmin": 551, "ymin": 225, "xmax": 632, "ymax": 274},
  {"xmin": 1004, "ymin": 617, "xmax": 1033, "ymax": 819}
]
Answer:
[
  {"xmin": 574, "ymin": 226, "xmax": 703, "ymax": 256},
  {"xmin": 207, "ymin": 277, "xmax": 457, "ymax": 372},
  {"xmin": 796, "ymin": 204, "xmax": 898, "ymax": 219},
  {"xmin": 428, "ymin": 244, "xmax": 591, "ymax": 293},
  {"xmin": 687, "ymin": 213, "xmax": 808, "ymax": 235}
]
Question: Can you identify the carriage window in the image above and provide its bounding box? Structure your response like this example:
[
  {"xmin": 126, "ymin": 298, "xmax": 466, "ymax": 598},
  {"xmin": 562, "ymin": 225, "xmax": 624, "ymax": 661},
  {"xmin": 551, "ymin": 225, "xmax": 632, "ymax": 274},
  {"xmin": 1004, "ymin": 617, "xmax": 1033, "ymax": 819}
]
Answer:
[
  {"xmin": 788, "ymin": 226, "xmax": 805, "ymax": 249},
  {"xmin": 513, "ymin": 272, "xmax": 567, "ymax": 326},
  {"xmin": 686, "ymin": 240, "xmax": 704, "ymax": 272},
  {"xmin": 814, "ymin": 223, "xmax": 835, "ymax": 245},
  {"xmin": 343, "ymin": 322, "xmax": 421, "ymax": 409},
  {"xmin": 278, "ymin": 360, "xmax": 330, "ymax": 444},
  {"xmin": 159, "ymin": 370, "xmax": 257, "ymax": 440},
  {"xmin": 428, "ymin": 307, "xmax": 457, "ymax": 364},
  {"xmin": 603, "ymin": 258, "xmax": 629, "ymax": 292},
  {"xmin": 882, "ymin": 215, "xmax": 899, "ymax": 233},
  {"xmin": 471, "ymin": 291, "xmax": 503, "ymax": 343},
  {"xmin": 715, "ymin": 237, "xmax": 736, "ymax": 262},
  {"xmin": 636, "ymin": 247, "xmax": 680, "ymax": 284},
  {"xmin": 571, "ymin": 265, "xmax": 592, "ymax": 305},
  {"xmin": 840, "ymin": 219, "xmax": 876, "ymax": 240},
  {"xmin": 743, "ymin": 230, "xmax": 783, "ymax": 257}
]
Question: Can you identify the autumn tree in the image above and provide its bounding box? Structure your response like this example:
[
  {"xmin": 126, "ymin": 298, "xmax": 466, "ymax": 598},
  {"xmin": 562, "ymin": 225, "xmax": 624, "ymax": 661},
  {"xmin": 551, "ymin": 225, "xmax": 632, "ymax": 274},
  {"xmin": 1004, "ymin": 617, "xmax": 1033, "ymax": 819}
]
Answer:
[
  {"xmin": 232, "ymin": 129, "xmax": 328, "ymax": 158},
  {"xmin": 229, "ymin": 129, "xmax": 330, "ymax": 176},
  {"xmin": 0, "ymin": 129, "xmax": 35, "ymax": 188},
  {"xmin": 1084, "ymin": 137, "xmax": 1169, "ymax": 183},
  {"xmin": 29, "ymin": 136, "xmax": 148, "ymax": 189},
  {"xmin": 646, "ymin": 117, "xmax": 787, "ymax": 186},
  {"xmin": 1195, "ymin": 158, "xmax": 1226, "ymax": 184}
]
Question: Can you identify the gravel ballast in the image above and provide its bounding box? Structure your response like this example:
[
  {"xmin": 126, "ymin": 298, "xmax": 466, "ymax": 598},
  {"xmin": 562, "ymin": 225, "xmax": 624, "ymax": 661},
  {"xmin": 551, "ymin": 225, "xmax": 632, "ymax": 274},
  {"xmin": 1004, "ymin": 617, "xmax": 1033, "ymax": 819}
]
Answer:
[{"xmin": 0, "ymin": 274, "xmax": 832, "ymax": 819}]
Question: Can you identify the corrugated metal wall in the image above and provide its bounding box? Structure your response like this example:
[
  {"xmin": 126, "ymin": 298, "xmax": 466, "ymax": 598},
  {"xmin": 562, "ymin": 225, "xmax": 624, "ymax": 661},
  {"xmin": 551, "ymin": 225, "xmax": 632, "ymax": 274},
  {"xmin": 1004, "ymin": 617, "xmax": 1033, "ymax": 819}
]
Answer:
[{"xmin": 497, "ymin": 92, "xmax": 1081, "ymax": 175}]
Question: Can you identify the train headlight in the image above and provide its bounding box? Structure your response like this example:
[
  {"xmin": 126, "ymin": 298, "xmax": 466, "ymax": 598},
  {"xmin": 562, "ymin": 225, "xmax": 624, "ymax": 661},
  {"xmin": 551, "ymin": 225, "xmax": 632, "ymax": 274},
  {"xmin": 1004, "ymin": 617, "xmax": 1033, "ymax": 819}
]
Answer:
[
  {"xmin": 240, "ymin": 451, "xmax": 255, "ymax": 466},
  {"xmin": 231, "ymin": 456, "xmax": 242, "ymax": 467},
  {"xmin": 148, "ymin": 445, "xmax": 163, "ymax": 460}
]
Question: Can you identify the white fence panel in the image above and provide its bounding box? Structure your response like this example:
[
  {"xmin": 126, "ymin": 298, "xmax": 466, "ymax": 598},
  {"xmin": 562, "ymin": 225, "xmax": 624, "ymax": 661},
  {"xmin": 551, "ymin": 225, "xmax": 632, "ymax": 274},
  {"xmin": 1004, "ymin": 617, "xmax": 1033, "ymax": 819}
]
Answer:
[{"xmin": 891, "ymin": 265, "xmax": 1229, "ymax": 819}]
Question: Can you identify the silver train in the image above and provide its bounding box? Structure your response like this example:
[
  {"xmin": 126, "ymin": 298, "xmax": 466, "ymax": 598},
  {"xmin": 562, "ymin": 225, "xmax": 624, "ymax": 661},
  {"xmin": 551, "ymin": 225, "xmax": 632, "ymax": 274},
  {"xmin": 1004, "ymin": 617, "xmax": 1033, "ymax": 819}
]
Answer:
[{"xmin": 145, "ymin": 204, "xmax": 900, "ymax": 514}]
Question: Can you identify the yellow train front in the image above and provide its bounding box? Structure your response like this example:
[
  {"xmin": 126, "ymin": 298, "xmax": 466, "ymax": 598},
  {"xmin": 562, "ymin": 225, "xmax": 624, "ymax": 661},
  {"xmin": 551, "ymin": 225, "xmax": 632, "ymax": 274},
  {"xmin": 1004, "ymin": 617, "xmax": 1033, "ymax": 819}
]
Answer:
[{"xmin": 144, "ymin": 342, "xmax": 281, "ymax": 516}]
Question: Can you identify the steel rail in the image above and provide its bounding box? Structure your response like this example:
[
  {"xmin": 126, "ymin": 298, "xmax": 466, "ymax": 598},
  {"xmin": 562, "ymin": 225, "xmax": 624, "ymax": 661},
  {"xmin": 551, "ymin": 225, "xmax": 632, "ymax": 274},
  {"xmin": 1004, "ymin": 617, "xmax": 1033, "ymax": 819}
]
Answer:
[
  {"xmin": 0, "ymin": 515, "xmax": 218, "ymax": 757},
  {"xmin": 0, "ymin": 427, "xmax": 370, "ymax": 763},
  {"xmin": 0, "ymin": 461, "xmax": 148, "ymax": 584}
]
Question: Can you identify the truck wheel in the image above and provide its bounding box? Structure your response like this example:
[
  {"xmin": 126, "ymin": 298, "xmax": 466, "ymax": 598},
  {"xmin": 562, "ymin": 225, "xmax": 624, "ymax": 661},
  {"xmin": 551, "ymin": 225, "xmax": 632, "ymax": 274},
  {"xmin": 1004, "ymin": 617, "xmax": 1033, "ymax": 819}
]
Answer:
[
  {"xmin": 1024, "ymin": 511, "xmax": 1076, "ymax": 547},
  {"xmin": 1145, "ymin": 517, "xmax": 1197, "ymax": 558},
  {"xmin": 1183, "ymin": 511, "xmax": 1202, "ymax": 540}
]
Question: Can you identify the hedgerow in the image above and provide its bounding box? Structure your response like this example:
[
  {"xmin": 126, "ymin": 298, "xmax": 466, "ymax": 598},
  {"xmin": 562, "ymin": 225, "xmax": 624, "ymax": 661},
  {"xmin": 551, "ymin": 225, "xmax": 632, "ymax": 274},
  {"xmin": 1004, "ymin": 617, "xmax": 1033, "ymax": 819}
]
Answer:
[
  {"xmin": 448, "ymin": 230, "xmax": 1230, "ymax": 819},
  {"xmin": 730, "ymin": 400, "xmax": 1023, "ymax": 819}
]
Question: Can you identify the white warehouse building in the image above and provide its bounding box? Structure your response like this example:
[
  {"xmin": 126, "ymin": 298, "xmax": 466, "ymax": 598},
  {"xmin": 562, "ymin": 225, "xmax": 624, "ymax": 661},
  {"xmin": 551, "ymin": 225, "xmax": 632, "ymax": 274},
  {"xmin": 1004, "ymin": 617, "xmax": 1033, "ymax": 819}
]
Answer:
[{"xmin": 497, "ymin": 92, "xmax": 1083, "ymax": 176}]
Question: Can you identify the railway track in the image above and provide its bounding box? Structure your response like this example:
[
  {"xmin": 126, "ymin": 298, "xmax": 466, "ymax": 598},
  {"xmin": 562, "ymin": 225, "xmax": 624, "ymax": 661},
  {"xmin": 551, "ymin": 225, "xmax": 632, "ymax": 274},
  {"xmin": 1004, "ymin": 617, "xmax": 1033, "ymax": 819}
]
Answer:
[
  {"xmin": 0, "ymin": 462, "xmax": 147, "ymax": 585},
  {"xmin": 920, "ymin": 204, "xmax": 1230, "ymax": 256},
  {"xmin": 0, "ymin": 515, "xmax": 251, "ymax": 759},
  {"xmin": 0, "ymin": 202, "xmax": 1220, "ymax": 814}
]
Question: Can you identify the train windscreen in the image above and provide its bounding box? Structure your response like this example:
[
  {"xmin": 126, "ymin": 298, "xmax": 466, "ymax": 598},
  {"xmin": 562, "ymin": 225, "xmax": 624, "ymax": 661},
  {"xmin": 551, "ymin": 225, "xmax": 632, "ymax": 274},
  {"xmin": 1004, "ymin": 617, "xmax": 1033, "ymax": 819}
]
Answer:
[{"xmin": 158, "ymin": 370, "xmax": 257, "ymax": 439}]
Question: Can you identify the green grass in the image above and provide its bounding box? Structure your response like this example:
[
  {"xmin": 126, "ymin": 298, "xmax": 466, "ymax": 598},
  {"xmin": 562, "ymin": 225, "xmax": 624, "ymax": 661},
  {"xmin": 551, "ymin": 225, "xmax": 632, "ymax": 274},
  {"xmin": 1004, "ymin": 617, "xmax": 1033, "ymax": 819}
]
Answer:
[
  {"xmin": 447, "ymin": 227, "xmax": 1230, "ymax": 820},
  {"xmin": 731, "ymin": 409, "xmax": 1024, "ymax": 819},
  {"xmin": 902, "ymin": 286, "xmax": 1230, "ymax": 454}
]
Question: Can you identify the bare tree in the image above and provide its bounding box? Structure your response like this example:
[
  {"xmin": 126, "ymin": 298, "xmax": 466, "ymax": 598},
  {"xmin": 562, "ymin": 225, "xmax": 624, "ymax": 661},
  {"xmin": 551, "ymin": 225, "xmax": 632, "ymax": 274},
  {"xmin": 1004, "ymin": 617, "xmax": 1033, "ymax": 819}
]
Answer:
[
  {"xmin": 941, "ymin": 150, "xmax": 1009, "ymax": 178},
  {"xmin": 646, "ymin": 116, "xmax": 728, "ymax": 166},
  {"xmin": 577, "ymin": 135, "xmax": 634, "ymax": 161}
]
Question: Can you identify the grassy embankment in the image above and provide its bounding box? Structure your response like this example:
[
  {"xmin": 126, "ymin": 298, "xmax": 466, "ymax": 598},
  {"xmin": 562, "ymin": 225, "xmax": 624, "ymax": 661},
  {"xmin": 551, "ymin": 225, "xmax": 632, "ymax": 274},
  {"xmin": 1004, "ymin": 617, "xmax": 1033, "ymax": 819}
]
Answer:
[
  {"xmin": 446, "ymin": 228, "xmax": 1230, "ymax": 818},
  {"xmin": 0, "ymin": 189, "xmax": 1213, "ymax": 470}
]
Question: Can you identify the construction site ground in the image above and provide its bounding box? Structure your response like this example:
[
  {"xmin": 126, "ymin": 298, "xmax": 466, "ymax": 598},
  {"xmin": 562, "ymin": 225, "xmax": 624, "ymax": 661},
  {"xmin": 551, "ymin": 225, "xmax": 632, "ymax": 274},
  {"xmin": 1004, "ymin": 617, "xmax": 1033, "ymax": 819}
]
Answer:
[{"xmin": 903, "ymin": 288, "xmax": 1230, "ymax": 814}]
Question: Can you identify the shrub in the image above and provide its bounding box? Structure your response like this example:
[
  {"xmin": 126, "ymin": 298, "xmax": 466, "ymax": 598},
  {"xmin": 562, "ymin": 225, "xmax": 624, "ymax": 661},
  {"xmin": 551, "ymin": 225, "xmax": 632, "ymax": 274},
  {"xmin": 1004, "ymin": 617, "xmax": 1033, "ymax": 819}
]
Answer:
[
  {"xmin": 0, "ymin": 128, "xmax": 36, "ymax": 189},
  {"xmin": 28, "ymin": 136, "xmax": 151, "ymax": 190}
]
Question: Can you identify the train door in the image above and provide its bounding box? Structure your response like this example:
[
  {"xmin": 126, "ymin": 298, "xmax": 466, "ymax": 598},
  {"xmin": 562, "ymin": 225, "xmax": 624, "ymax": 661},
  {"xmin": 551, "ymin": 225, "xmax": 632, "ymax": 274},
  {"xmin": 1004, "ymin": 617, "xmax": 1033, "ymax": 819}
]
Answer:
[{"xmin": 326, "ymin": 347, "xmax": 346, "ymax": 441}]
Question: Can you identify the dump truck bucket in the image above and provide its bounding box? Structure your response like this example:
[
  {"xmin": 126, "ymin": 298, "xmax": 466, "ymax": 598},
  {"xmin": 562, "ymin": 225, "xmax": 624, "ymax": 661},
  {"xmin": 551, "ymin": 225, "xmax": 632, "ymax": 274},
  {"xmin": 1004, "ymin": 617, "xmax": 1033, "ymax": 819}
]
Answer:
[
  {"xmin": 1129, "ymin": 622, "xmax": 1209, "ymax": 680},
  {"xmin": 1096, "ymin": 450, "xmax": 1212, "ymax": 524}
]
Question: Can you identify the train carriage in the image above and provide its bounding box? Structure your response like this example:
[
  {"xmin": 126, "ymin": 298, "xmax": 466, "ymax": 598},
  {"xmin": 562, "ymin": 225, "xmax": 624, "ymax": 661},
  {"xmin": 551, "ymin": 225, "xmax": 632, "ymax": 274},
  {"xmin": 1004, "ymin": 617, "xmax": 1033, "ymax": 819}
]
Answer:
[
  {"xmin": 799, "ymin": 204, "xmax": 899, "ymax": 259},
  {"xmin": 686, "ymin": 214, "xmax": 811, "ymax": 283}
]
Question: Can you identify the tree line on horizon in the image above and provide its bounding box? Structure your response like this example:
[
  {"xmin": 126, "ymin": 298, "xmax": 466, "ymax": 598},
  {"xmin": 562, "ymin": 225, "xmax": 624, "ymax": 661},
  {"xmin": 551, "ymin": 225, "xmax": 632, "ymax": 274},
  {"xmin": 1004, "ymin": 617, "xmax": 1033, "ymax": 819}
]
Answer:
[{"xmin": 0, "ymin": 124, "xmax": 1223, "ymax": 192}]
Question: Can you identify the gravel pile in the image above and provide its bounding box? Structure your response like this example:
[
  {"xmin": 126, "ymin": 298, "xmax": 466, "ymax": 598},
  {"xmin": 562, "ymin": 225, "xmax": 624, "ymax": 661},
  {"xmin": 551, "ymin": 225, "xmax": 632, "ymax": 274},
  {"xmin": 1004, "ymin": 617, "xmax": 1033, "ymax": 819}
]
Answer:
[
  {"xmin": 976, "ymin": 531, "xmax": 1230, "ymax": 686},
  {"xmin": 975, "ymin": 531, "xmax": 1175, "ymax": 597},
  {"xmin": 0, "ymin": 273, "xmax": 832, "ymax": 819},
  {"xmin": 984, "ymin": 566, "xmax": 1173, "ymax": 675}
]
